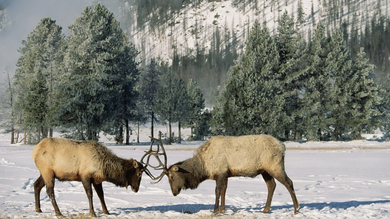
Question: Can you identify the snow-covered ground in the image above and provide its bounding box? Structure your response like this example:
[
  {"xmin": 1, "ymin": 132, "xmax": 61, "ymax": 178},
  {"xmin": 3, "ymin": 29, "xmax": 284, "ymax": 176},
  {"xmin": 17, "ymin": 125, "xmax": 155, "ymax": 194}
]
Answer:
[{"xmin": 1, "ymin": 128, "xmax": 390, "ymax": 218}]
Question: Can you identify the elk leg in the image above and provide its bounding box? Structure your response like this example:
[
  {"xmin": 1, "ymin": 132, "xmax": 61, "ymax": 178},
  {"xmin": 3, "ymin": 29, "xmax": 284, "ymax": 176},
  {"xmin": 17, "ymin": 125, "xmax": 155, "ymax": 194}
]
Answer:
[
  {"xmin": 273, "ymin": 171, "xmax": 300, "ymax": 214},
  {"xmin": 44, "ymin": 174, "xmax": 62, "ymax": 216},
  {"xmin": 261, "ymin": 172, "xmax": 276, "ymax": 213},
  {"xmin": 213, "ymin": 175, "xmax": 228, "ymax": 214},
  {"xmin": 33, "ymin": 175, "xmax": 45, "ymax": 213},
  {"xmin": 219, "ymin": 177, "xmax": 228, "ymax": 214},
  {"xmin": 82, "ymin": 178, "xmax": 96, "ymax": 217},
  {"xmin": 93, "ymin": 183, "xmax": 109, "ymax": 215}
]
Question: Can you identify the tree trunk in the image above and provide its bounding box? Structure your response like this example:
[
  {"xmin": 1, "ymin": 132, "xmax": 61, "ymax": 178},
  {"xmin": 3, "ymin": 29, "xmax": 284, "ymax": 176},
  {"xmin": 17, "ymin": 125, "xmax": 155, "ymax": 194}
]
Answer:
[
  {"xmin": 10, "ymin": 127, "xmax": 15, "ymax": 144},
  {"xmin": 178, "ymin": 121, "xmax": 182, "ymax": 144},
  {"xmin": 293, "ymin": 124, "xmax": 297, "ymax": 141},
  {"xmin": 285, "ymin": 129, "xmax": 289, "ymax": 141},
  {"xmin": 125, "ymin": 119, "xmax": 130, "ymax": 145},
  {"xmin": 151, "ymin": 111, "xmax": 154, "ymax": 139},
  {"xmin": 38, "ymin": 127, "xmax": 41, "ymax": 143},
  {"xmin": 28, "ymin": 129, "xmax": 31, "ymax": 145},
  {"xmin": 42, "ymin": 127, "xmax": 48, "ymax": 138},
  {"xmin": 79, "ymin": 119, "xmax": 85, "ymax": 140},
  {"xmin": 168, "ymin": 120, "xmax": 172, "ymax": 145},
  {"xmin": 118, "ymin": 125, "xmax": 124, "ymax": 144},
  {"xmin": 23, "ymin": 130, "xmax": 26, "ymax": 144},
  {"xmin": 318, "ymin": 128, "xmax": 322, "ymax": 141},
  {"xmin": 137, "ymin": 120, "xmax": 140, "ymax": 143},
  {"xmin": 6, "ymin": 69, "xmax": 15, "ymax": 144},
  {"xmin": 333, "ymin": 125, "xmax": 339, "ymax": 141}
]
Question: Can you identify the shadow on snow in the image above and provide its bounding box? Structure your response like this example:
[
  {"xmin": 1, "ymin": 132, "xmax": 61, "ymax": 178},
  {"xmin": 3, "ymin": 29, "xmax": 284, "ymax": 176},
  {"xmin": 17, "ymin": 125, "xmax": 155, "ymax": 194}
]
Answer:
[{"xmin": 111, "ymin": 199, "xmax": 390, "ymax": 215}]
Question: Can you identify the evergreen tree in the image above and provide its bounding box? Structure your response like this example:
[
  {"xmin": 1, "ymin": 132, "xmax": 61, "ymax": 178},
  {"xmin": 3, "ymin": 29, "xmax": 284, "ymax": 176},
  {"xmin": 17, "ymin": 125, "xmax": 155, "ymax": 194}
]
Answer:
[
  {"xmin": 325, "ymin": 29, "xmax": 353, "ymax": 140},
  {"xmin": 23, "ymin": 69, "xmax": 48, "ymax": 142},
  {"xmin": 133, "ymin": 100, "xmax": 149, "ymax": 143},
  {"xmin": 213, "ymin": 20, "xmax": 285, "ymax": 137},
  {"xmin": 0, "ymin": 69, "xmax": 15, "ymax": 144},
  {"xmin": 13, "ymin": 17, "xmax": 64, "ymax": 139},
  {"xmin": 185, "ymin": 79, "xmax": 205, "ymax": 140},
  {"xmin": 139, "ymin": 58, "xmax": 162, "ymax": 139},
  {"xmin": 301, "ymin": 23, "xmax": 332, "ymax": 140},
  {"xmin": 153, "ymin": 70, "xmax": 190, "ymax": 144},
  {"xmin": 194, "ymin": 109, "xmax": 212, "ymax": 140},
  {"xmin": 109, "ymin": 42, "xmax": 140, "ymax": 145},
  {"xmin": 350, "ymin": 48, "xmax": 381, "ymax": 138},
  {"xmin": 297, "ymin": 0, "xmax": 305, "ymax": 25},
  {"xmin": 276, "ymin": 11, "xmax": 306, "ymax": 140},
  {"xmin": 56, "ymin": 3, "xmax": 128, "ymax": 140}
]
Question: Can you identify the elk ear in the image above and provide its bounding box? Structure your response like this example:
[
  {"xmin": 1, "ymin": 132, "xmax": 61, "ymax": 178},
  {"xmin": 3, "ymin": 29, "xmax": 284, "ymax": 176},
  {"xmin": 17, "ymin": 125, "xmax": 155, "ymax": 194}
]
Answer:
[
  {"xmin": 133, "ymin": 160, "xmax": 138, "ymax": 168},
  {"xmin": 172, "ymin": 166, "xmax": 179, "ymax": 172}
]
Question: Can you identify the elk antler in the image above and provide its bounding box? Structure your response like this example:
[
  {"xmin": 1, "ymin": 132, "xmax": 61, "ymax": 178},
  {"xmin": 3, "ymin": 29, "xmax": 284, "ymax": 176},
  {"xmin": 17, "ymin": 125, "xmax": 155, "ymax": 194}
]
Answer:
[{"xmin": 141, "ymin": 132, "xmax": 168, "ymax": 183}]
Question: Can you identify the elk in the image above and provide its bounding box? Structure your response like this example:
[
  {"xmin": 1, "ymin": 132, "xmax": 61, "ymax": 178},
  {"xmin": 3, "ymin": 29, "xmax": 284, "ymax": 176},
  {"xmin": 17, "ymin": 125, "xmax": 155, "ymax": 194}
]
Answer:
[
  {"xmin": 143, "ymin": 134, "xmax": 300, "ymax": 215},
  {"xmin": 32, "ymin": 137, "xmax": 146, "ymax": 217}
]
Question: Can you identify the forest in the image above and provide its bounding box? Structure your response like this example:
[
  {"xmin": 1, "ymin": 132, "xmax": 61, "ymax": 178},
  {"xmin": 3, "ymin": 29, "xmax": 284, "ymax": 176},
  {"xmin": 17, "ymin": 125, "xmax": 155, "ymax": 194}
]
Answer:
[{"xmin": 1, "ymin": 0, "xmax": 390, "ymax": 143}]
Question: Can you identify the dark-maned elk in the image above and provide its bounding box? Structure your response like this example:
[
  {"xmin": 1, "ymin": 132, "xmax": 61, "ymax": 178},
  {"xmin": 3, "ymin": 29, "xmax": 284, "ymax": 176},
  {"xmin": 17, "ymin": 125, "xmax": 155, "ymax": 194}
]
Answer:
[
  {"xmin": 32, "ymin": 138, "xmax": 146, "ymax": 217},
  {"xmin": 143, "ymin": 134, "xmax": 300, "ymax": 215}
]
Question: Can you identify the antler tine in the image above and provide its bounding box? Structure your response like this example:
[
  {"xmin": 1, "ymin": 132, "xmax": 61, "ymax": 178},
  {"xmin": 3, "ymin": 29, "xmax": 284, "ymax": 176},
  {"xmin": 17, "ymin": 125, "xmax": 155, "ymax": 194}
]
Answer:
[
  {"xmin": 141, "ymin": 132, "xmax": 168, "ymax": 182},
  {"xmin": 143, "ymin": 151, "xmax": 165, "ymax": 170}
]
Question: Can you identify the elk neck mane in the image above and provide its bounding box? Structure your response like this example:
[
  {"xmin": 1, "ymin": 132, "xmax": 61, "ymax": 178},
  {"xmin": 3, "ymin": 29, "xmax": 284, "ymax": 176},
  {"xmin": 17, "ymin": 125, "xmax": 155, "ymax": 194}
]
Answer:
[
  {"xmin": 176, "ymin": 143, "xmax": 210, "ymax": 189},
  {"xmin": 88, "ymin": 141, "xmax": 133, "ymax": 187}
]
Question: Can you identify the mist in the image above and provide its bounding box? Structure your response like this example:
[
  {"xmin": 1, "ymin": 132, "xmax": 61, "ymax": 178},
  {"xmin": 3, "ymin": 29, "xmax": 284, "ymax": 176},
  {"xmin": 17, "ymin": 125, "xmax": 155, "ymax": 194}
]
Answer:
[{"xmin": 0, "ymin": 0, "xmax": 127, "ymax": 83}]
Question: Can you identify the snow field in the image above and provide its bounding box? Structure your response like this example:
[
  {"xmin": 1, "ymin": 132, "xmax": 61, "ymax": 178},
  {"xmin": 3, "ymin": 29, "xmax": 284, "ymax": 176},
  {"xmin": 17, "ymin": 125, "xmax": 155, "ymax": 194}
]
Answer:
[{"xmin": 0, "ymin": 130, "xmax": 390, "ymax": 218}]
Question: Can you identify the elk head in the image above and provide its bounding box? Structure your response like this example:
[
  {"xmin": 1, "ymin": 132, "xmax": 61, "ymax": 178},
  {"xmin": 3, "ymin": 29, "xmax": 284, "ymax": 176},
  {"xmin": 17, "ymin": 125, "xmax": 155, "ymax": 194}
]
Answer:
[{"xmin": 125, "ymin": 159, "xmax": 145, "ymax": 192}]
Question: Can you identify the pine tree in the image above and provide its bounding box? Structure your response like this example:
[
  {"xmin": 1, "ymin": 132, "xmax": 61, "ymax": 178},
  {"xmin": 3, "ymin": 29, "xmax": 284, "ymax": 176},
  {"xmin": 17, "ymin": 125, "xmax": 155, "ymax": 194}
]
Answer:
[
  {"xmin": 109, "ymin": 42, "xmax": 140, "ymax": 145},
  {"xmin": 301, "ymin": 23, "xmax": 332, "ymax": 140},
  {"xmin": 297, "ymin": 0, "xmax": 305, "ymax": 26},
  {"xmin": 139, "ymin": 58, "xmax": 162, "ymax": 139},
  {"xmin": 0, "ymin": 68, "xmax": 15, "ymax": 144},
  {"xmin": 276, "ymin": 11, "xmax": 306, "ymax": 140},
  {"xmin": 325, "ymin": 29, "xmax": 353, "ymax": 140},
  {"xmin": 185, "ymin": 79, "xmax": 205, "ymax": 140},
  {"xmin": 194, "ymin": 109, "xmax": 212, "ymax": 140},
  {"xmin": 153, "ymin": 70, "xmax": 190, "ymax": 144},
  {"xmin": 213, "ymin": 20, "xmax": 285, "ymax": 137},
  {"xmin": 24, "ymin": 69, "xmax": 48, "ymax": 142},
  {"xmin": 349, "ymin": 48, "xmax": 380, "ymax": 138},
  {"xmin": 56, "ymin": 3, "xmax": 128, "ymax": 140},
  {"xmin": 13, "ymin": 17, "xmax": 64, "ymax": 139}
]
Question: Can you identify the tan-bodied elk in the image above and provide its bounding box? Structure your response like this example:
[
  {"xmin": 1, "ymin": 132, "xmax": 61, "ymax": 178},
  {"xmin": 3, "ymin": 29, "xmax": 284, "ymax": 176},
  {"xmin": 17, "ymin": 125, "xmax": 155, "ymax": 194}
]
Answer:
[
  {"xmin": 32, "ymin": 138, "xmax": 146, "ymax": 217},
  {"xmin": 143, "ymin": 134, "xmax": 300, "ymax": 215}
]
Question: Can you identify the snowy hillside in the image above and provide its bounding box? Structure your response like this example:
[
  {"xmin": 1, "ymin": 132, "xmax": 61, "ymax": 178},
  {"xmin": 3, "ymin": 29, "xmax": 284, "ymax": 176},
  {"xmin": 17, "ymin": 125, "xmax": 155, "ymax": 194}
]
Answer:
[{"xmin": 122, "ymin": 0, "xmax": 387, "ymax": 64}]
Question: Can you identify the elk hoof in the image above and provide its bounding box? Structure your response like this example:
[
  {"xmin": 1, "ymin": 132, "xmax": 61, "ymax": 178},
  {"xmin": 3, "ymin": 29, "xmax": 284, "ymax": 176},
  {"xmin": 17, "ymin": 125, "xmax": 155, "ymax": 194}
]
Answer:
[
  {"xmin": 261, "ymin": 208, "xmax": 270, "ymax": 213},
  {"xmin": 35, "ymin": 209, "xmax": 42, "ymax": 213},
  {"xmin": 212, "ymin": 210, "xmax": 225, "ymax": 216}
]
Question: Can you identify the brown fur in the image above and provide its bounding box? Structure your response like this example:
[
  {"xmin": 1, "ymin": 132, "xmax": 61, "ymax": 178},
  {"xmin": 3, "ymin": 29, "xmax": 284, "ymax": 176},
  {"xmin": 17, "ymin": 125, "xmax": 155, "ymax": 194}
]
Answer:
[
  {"xmin": 167, "ymin": 134, "xmax": 300, "ymax": 214},
  {"xmin": 32, "ymin": 138, "xmax": 144, "ymax": 217}
]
